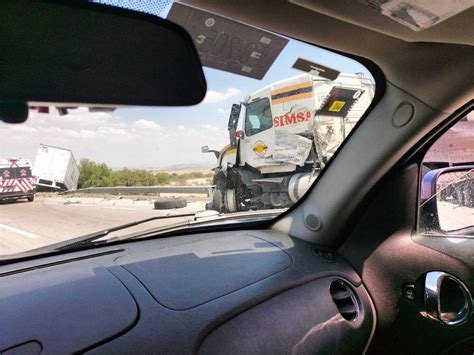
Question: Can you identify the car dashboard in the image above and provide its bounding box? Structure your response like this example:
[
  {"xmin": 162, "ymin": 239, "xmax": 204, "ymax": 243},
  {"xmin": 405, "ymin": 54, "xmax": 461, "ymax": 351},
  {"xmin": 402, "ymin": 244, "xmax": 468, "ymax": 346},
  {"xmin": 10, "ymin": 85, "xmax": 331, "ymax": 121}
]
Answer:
[{"xmin": 0, "ymin": 230, "xmax": 375, "ymax": 354}]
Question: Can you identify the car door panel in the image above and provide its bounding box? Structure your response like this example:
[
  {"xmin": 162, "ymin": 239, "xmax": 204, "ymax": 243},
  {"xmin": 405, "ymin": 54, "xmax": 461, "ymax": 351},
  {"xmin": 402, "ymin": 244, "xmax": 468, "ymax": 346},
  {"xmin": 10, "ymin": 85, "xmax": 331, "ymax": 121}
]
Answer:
[
  {"xmin": 339, "ymin": 164, "xmax": 474, "ymax": 354},
  {"xmin": 199, "ymin": 277, "xmax": 374, "ymax": 355}
]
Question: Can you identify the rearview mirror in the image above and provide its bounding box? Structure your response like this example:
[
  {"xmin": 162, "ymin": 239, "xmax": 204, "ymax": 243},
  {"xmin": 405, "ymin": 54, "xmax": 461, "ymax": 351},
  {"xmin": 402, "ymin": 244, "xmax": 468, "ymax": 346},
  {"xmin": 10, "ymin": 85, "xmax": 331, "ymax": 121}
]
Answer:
[
  {"xmin": 0, "ymin": 1, "xmax": 206, "ymax": 123},
  {"xmin": 419, "ymin": 166, "xmax": 474, "ymax": 235}
]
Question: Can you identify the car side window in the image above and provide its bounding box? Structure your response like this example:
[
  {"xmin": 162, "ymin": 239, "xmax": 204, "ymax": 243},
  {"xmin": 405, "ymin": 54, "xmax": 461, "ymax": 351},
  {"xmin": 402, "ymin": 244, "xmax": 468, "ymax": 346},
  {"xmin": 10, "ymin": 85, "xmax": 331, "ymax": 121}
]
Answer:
[
  {"xmin": 418, "ymin": 113, "xmax": 474, "ymax": 236},
  {"xmin": 244, "ymin": 98, "xmax": 273, "ymax": 136}
]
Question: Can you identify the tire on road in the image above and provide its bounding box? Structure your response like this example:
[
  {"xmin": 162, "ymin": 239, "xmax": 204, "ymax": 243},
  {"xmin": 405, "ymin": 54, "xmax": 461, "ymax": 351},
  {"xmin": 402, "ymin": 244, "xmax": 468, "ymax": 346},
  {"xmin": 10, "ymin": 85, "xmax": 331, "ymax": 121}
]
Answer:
[
  {"xmin": 154, "ymin": 198, "xmax": 187, "ymax": 210},
  {"xmin": 27, "ymin": 195, "xmax": 34, "ymax": 202}
]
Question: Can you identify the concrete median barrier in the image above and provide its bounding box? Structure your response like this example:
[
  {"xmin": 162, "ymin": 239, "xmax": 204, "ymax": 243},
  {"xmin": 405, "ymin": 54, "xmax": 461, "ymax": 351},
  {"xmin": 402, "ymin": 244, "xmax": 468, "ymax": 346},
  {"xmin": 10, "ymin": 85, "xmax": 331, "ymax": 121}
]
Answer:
[{"xmin": 65, "ymin": 186, "xmax": 213, "ymax": 196}]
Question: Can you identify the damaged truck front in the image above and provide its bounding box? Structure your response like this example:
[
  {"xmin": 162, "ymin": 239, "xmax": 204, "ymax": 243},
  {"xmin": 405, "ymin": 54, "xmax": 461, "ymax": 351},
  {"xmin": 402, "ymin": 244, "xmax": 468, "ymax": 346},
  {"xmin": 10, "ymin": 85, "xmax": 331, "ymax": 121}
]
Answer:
[{"xmin": 204, "ymin": 72, "xmax": 375, "ymax": 212}]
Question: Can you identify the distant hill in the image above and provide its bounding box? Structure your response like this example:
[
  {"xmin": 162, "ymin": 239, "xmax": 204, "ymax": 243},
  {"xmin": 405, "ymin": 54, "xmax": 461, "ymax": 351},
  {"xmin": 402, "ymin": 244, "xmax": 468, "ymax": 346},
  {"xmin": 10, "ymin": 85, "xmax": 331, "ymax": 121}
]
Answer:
[
  {"xmin": 109, "ymin": 163, "xmax": 213, "ymax": 173},
  {"xmin": 150, "ymin": 163, "xmax": 213, "ymax": 172}
]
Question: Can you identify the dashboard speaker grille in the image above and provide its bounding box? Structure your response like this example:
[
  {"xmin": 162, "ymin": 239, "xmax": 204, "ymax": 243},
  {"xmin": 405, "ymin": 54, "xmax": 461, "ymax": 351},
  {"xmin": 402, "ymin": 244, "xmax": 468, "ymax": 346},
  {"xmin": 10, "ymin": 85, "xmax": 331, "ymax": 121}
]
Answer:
[{"xmin": 329, "ymin": 280, "xmax": 358, "ymax": 321}]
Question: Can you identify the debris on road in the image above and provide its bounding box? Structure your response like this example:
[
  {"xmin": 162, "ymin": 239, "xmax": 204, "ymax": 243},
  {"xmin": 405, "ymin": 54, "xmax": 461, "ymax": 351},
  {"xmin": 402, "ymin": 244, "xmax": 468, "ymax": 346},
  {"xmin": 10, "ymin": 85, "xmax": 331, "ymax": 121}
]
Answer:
[
  {"xmin": 154, "ymin": 198, "xmax": 188, "ymax": 210},
  {"xmin": 64, "ymin": 200, "xmax": 81, "ymax": 205}
]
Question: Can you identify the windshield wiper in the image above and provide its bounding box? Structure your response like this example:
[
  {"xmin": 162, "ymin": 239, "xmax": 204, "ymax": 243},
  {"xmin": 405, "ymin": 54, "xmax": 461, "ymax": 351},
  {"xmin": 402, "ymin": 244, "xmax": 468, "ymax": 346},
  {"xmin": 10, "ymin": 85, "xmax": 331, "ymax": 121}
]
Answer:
[
  {"xmin": 38, "ymin": 213, "xmax": 196, "ymax": 252},
  {"xmin": 25, "ymin": 209, "xmax": 284, "ymax": 255},
  {"xmin": 124, "ymin": 209, "xmax": 284, "ymax": 241}
]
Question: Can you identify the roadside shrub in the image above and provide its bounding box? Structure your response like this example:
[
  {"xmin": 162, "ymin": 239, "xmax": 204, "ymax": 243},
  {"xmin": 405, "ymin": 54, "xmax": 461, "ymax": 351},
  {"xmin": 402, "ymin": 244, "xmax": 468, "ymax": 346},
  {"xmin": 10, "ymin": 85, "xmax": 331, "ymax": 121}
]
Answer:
[{"xmin": 78, "ymin": 159, "xmax": 211, "ymax": 188}]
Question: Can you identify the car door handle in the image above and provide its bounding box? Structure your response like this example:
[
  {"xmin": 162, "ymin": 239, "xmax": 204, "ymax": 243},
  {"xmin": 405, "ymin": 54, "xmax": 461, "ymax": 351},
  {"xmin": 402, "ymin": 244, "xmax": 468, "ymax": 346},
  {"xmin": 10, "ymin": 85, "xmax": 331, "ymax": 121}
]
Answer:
[{"xmin": 422, "ymin": 271, "xmax": 472, "ymax": 325}]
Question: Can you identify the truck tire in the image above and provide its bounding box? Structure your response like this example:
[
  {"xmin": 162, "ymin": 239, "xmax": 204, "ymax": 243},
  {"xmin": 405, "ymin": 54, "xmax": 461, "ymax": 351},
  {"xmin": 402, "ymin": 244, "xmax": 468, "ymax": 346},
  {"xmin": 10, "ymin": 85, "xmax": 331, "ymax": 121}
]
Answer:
[
  {"xmin": 27, "ymin": 195, "xmax": 34, "ymax": 202},
  {"xmin": 154, "ymin": 198, "xmax": 187, "ymax": 210},
  {"xmin": 212, "ymin": 189, "xmax": 224, "ymax": 212},
  {"xmin": 212, "ymin": 177, "xmax": 227, "ymax": 212},
  {"xmin": 224, "ymin": 189, "xmax": 238, "ymax": 212}
]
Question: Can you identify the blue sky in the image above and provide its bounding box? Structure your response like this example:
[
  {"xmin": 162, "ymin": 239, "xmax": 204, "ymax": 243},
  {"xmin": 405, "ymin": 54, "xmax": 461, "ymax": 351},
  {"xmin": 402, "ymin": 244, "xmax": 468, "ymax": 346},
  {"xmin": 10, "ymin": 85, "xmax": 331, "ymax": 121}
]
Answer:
[
  {"xmin": 115, "ymin": 38, "xmax": 372, "ymax": 131},
  {"xmin": 98, "ymin": 0, "xmax": 372, "ymax": 131},
  {"xmin": 0, "ymin": 1, "xmax": 373, "ymax": 169}
]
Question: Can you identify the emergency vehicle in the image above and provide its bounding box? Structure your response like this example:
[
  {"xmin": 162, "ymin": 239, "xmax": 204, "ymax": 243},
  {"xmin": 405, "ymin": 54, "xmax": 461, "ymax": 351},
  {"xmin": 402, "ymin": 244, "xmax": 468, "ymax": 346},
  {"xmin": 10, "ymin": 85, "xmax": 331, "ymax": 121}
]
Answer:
[{"xmin": 0, "ymin": 159, "xmax": 36, "ymax": 202}]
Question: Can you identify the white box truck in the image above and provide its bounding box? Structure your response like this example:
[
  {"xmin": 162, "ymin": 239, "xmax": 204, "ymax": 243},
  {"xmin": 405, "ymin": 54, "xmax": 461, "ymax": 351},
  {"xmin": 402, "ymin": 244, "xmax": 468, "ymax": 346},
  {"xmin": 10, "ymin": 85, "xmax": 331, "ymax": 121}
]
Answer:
[{"xmin": 33, "ymin": 144, "xmax": 80, "ymax": 191}]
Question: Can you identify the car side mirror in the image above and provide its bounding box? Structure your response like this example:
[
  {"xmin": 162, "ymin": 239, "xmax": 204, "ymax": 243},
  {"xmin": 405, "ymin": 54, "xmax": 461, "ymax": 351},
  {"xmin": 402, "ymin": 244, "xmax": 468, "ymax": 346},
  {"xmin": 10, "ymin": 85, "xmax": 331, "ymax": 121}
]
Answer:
[{"xmin": 419, "ymin": 165, "xmax": 474, "ymax": 235}]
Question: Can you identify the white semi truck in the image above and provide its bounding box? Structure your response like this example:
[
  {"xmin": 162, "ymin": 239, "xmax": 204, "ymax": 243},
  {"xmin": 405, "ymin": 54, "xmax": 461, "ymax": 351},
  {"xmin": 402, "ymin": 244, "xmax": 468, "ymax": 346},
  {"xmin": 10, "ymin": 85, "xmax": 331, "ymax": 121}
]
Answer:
[
  {"xmin": 203, "ymin": 72, "xmax": 375, "ymax": 212},
  {"xmin": 33, "ymin": 144, "xmax": 80, "ymax": 191}
]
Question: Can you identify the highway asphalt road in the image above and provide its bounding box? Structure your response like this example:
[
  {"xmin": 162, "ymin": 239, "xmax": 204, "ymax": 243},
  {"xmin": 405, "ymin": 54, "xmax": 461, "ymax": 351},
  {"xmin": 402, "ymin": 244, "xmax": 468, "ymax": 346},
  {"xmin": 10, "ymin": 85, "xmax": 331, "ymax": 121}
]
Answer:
[
  {"xmin": 0, "ymin": 194, "xmax": 207, "ymax": 256},
  {"xmin": 1, "ymin": 194, "xmax": 472, "ymax": 257}
]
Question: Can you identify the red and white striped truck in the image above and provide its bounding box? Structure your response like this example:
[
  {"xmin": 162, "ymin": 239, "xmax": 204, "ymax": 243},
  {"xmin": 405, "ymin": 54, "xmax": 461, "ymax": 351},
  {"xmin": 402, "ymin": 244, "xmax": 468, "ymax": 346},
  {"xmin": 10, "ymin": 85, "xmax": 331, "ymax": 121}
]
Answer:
[{"xmin": 0, "ymin": 158, "xmax": 36, "ymax": 202}]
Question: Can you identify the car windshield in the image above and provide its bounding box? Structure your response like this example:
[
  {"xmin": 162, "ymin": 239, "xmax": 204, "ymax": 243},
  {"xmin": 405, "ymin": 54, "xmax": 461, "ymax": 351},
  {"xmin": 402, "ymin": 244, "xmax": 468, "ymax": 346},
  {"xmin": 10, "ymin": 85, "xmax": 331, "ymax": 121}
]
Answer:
[{"xmin": 0, "ymin": 1, "xmax": 375, "ymax": 257}]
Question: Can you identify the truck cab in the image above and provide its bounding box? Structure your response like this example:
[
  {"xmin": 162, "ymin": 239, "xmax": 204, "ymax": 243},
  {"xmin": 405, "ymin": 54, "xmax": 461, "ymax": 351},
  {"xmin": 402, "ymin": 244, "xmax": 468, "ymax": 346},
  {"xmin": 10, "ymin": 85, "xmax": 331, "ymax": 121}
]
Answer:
[
  {"xmin": 206, "ymin": 72, "xmax": 375, "ymax": 212},
  {"xmin": 223, "ymin": 73, "xmax": 374, "ymax": 173}
]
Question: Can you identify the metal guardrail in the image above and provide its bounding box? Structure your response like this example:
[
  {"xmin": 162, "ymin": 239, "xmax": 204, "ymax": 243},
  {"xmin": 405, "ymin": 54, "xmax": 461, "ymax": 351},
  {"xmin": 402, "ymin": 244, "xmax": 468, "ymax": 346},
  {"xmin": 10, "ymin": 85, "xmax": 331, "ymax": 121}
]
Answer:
[{"xmin": 64, "ymin": 185, "xmax": 214, "ymax": 196}]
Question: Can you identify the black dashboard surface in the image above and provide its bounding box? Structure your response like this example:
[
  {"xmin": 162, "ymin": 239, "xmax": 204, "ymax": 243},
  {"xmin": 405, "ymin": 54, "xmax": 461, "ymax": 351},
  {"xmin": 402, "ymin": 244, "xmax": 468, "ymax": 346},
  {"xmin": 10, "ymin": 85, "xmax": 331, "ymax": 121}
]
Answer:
[
  {"xmin": 0, "ymin": 263, "xmax": 138, "ymax": 354},
  {"xmin": 0, "ymin": 230, "xmax": 375, "ymax": 354},
  {"xmin": 118, "ymin": 234, "xmax": 292, "ymax": 310}
]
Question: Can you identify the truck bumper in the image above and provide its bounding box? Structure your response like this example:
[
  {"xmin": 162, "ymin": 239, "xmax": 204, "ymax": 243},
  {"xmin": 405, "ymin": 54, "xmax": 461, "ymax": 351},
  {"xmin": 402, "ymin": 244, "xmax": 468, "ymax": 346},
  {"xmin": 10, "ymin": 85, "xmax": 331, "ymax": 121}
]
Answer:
[
  {"xmin": 36, "ymin": 179, "xmax": 66, "ymax": 190},
  {"xmin": 0, "ymin": 189, "xmax": 36, "ymax": 201}
]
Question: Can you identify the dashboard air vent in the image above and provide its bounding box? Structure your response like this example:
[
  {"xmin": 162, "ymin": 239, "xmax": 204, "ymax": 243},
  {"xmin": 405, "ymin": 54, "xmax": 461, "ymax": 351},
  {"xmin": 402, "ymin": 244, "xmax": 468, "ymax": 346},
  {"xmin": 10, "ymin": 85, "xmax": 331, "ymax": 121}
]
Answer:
[{"xmin": 329, "ymin": 280, "xmax": 358, "ymax": 321}]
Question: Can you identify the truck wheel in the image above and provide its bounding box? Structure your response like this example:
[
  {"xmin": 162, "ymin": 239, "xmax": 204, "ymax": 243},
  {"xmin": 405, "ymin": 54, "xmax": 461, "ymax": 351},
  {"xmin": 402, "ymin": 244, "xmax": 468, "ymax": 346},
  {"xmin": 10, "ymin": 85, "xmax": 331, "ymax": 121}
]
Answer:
[
  {"xmin": 212, "ymin": 188, "xmax": 225, "ymax": 212},
  {"xmin": 212, "ymin": 177, "xmax": 227, "ymax": 212},
  {"xmin": 224, "ymin": 189, "xmax": 238, "ymax": 212},
  {"xmin": 154, "ymin": 198, "xmax": 187, "ymax": 210},
  {"xmin": 27, "ymin": 195, "xmax": 34, "ymax": 202}
]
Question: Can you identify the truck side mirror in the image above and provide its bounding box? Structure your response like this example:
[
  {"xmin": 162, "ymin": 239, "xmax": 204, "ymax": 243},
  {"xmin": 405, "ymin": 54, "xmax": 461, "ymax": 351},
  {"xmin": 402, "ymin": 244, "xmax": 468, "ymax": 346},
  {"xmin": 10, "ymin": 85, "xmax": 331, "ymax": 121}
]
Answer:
[{"xmin": 201, "ymin": 145, "xmax": 220, "ymax": 159}]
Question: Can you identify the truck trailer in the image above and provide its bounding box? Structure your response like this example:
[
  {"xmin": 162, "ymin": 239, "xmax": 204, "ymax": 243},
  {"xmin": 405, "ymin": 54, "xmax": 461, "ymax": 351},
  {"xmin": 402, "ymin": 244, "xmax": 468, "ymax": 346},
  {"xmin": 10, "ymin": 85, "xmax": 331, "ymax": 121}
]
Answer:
[
  {"xmin": 33, "ymin": 144, "xmax": 80, "ymax": 191},
  {"xmin": 203, "ymin": 72, "xmax": 375, "ymax": 212}
]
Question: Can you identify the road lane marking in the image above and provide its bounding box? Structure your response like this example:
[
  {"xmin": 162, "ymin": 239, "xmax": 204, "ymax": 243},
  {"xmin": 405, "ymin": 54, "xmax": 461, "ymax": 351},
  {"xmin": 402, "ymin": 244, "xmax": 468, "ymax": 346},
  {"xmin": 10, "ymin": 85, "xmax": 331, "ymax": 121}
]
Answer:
[
  {"xmin": 0, "ymin": 224, "xmax": 41, "ymax": 239},
  {"xmin": 42, "ymin": 201, "xmax": 137, "ymax": 211},
  {"xmin": 78, "ymin": 205, "xmax": 137, "ymax": 211}
]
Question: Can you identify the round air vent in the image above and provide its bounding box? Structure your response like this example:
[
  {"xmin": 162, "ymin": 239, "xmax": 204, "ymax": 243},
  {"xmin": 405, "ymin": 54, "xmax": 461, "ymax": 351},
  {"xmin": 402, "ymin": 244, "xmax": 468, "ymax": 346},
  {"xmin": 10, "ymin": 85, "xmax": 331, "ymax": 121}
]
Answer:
[{"xmin": 329, "ymin": 280, "xmax": 359, "ymax": 321}]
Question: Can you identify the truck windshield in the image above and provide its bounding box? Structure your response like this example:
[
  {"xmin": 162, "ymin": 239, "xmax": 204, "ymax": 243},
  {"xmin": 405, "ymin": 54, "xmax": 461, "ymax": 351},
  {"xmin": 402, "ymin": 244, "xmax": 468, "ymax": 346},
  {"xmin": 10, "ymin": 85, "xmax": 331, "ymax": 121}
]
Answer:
[
  {"xmin": 245, "ymin": 99, "xmax": 273, "ymax": 136},
  {"xmin": 0, "ymin": 1, "xmax": 376, "ymax": 257}
]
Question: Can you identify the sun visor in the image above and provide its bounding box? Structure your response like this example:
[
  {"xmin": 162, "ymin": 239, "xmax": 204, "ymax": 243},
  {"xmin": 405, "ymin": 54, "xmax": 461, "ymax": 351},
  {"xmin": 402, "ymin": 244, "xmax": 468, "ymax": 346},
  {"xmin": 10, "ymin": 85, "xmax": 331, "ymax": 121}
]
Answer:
[{"xmin": 167, "ymin": 3, "xmax": 288, "ymax": 80}]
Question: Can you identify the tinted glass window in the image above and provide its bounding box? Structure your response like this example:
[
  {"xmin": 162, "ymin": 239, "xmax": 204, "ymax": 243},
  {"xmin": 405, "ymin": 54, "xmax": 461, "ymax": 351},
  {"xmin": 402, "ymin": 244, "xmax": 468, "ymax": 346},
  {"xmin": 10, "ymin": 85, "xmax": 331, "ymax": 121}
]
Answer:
[{"xmin": 244, "ymin": 99, "xmax": 273, "ymax": 136}]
